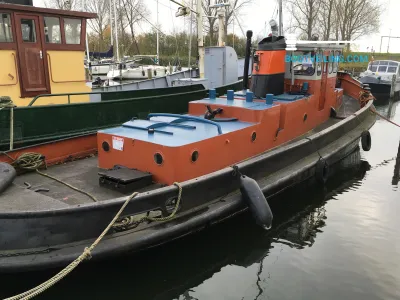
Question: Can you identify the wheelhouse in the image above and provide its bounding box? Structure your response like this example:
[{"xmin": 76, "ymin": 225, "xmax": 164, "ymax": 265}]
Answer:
[
  {"xmin": 0, "ymin": 3, "xmax": 96, "ymax": 106},
  {"xmin": 367, "ymin": 60, "xmax": 400, "ymax": 75}
]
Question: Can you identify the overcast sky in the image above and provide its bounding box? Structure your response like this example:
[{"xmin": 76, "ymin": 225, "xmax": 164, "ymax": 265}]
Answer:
[{"xmin": 32, "ymin": 0, "xmax": 400, "ymax": 53}]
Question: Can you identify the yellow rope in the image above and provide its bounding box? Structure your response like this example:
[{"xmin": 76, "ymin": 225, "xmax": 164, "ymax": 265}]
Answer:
[
  {"xmin": 2, "ymin": 151, "xmax": 184, "ymax": 299},
  {"xmin": 3, "ymin": 152, "xmax": 98, "ymax": 202},
  {"xmin": 4, "ymin": 191, "xmax": 139, "ymax": 300},
  {"xmin": 112, "ymin": 182, "xmax": 183, "ymax": 230},
  {"xmin": 0, "ymin": 96, "xmax": 14, "ymax": 110}
]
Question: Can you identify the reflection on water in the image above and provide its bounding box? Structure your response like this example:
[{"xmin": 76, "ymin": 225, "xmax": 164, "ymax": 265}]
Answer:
[{"xmin": 2, "ymin": 101, "xmax": 400, "ymax": 300}]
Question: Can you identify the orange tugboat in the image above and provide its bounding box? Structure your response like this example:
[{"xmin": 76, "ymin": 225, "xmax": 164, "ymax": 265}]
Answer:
[{"xmin": 0, "ymin": 31, "xmax": 375, "ymax": 272}]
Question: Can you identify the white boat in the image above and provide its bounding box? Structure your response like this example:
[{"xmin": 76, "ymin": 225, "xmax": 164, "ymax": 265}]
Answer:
[
  {"xmin": 359, "ymin": 60, "xmax": 400, "ymax": 102},
  {"xmin": 107, "ymin": 63, "xmax": 169, "ymax": 80},
  {"xmin": 90, "ymin": 59, "xmax": 115, "ymax": 75}
]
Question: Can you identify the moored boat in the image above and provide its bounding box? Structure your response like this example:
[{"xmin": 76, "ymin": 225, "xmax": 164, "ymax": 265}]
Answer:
[
  {"xmin": 0, "ymin": 31, "xmax": 376, "ymax": 273},
  {"xmin": 359, "ymin": 60, "xmax": 400, "ymax": 104}
]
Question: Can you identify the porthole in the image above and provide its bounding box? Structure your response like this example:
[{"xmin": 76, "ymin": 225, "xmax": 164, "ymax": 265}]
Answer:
[
  {"xmin": 154, "ymin": 153, "xmax": 163, "ymax": 165},
  {"xmin": 102, "ymin": 141, "xmax": 110, "ymax": 152},
  {"xmin": 303, "ymin": 113, "xmax": 308, "ymax": 122},
  {"xmin": 191, "ymin": 150, "xmax": 199, "ymax": 162},
  {"xmin": 251, "ymin": 131, "xmax": 257, "ymax": 142}
]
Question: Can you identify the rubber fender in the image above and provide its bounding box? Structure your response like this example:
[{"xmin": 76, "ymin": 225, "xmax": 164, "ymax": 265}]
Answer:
[
  {"xmin": 315, "ymin": 158, "xmax": 329, "ymax": 184},
  {"xmin": 142, "ymin": 70, "xmax": 145, "ymax": 76},
  {"xmin": 0, "ymin": 163, "xmax": 16, "ymax": 194},
  {"xmin": 361, "ymin": 131, "xmax": 372, "ymax": 151},
  {"xmin": 239, "ymin": 175, "xmax": 273, "ymax": 230}
]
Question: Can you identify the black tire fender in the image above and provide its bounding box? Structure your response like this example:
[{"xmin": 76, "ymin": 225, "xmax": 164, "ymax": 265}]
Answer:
[
  {"xmin": 361, "ymin": 131, "xmax": 372, "ymax": 151},
  {"xmin": 315, "ymin": 158, "xmax": 329, "ymax": 184}
]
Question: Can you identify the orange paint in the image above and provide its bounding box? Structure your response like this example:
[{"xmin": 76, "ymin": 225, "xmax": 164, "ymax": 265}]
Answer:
[
  {"xmin": 0, "ymin": 134, "xmax": 97, "ymax": 166},
  {"xmin": 252, "ymin": 50, "xmax": 286, "ymax": 75}
]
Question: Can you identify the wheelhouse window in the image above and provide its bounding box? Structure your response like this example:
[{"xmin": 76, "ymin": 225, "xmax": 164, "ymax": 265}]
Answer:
[
  {"xmin": 64, "ymin": 18, "xmax": 81, "ymax": 44},
  {"xmin": 44, "ymin": 17, "xmax": 61, "ymax": 44},
  {"xmin": 368, "ymin": 62, "xmax": 378, "ymax": 72},
  {"xmin": 21, "ymin": 19, "xmax": 36, "ymax": 42},
  {"xmin": 0, "ymin": 13, "xmax": 13, "ymax": 42},
  {"xmin": 328, "ymin": 51, "xmax": 334, "ymax": 73},
  {"xmin": 378, "ymin": 65, "xmax": 387, "ymax": 72},
  {"xmin": 292, "ymin": 52, "xmax": 316, "ymax": 76}
]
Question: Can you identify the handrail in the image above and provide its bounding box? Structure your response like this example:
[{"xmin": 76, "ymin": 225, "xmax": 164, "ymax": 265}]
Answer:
[
  {"xmin": 47, "ymin": 53, "xmax": 87, "ymax": 84},
  {"xmin": 0, "ymin": 53, "xmax": 18, "ymax": 87},
  {"xmin": 27, "ymin": 79, "xmax": 242, "ymax": 106},
  {"xmin": 147, "ymin": 113, "xmax": 223, "ymax": 135}
]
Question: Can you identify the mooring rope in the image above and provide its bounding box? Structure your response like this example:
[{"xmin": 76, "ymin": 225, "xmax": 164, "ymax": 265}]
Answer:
[
  {"xmin": 2, "ymin": 152, "xmax": 98, "ymax": 202},
  {"xmin": 4, "ymin": 191, "xmax": 139, "ymax": 300},
  {"xmin": 2, "ymin": 152, "xmax": 183, "ymax": 300},
  {"xmin": 0, "ymin": 96, "xmax": 14, "ymax": 110},
  {"xmin": 370, "ymin": 108, "xmax": 400, "ymax": 128},
  {"xmin": 112, "ymin": 182, "xmax": 183, "ymax": 230}
]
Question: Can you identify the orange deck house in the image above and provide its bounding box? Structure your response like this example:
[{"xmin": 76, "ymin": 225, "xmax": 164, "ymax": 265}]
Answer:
[{"xmin": 97, "ymin": 37, "xmax": 346, "ymax": 185}]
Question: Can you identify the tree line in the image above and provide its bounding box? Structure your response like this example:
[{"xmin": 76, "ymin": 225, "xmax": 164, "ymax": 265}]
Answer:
[{"xmin": 286, "ymin": 0, "xmax": 381, "ymax": 49}]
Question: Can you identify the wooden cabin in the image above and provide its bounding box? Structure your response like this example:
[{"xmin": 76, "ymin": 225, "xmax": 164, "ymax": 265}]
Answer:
[{"xmin": 0, "ymin": 3, "xmax": 96, "ymax": 106}]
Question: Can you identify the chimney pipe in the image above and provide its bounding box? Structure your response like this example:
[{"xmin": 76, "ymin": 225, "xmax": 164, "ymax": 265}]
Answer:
[{"xmin": 243, "ymin": 30, "xmax": 253, "ymax": 91}]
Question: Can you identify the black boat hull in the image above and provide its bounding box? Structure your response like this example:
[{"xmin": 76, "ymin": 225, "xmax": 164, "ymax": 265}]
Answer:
[{"xmin": 0, "ymin": 99, "xmax": 376, "ymax": 273}]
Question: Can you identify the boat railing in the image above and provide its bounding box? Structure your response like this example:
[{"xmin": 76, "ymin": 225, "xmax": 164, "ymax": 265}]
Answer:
[
  {"xmin": 28, "ymin": 79, "xmax": 243, "ymax": 106},
  {"xmin": 147, "ymin": 113, "xmax": 223, "ymax": 135},
  {"xmin": 28, "ymin": 91, "xmax": 104, "ymax": 106}
]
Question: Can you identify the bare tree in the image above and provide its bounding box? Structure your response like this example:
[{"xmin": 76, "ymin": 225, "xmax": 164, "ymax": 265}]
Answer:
[
  {"xmin": 224, "ymin": 0, "xmax": 253, "ymax": 37},
  {"xmin": 202, "ymin": 0, "xmax": 253, "ymax": 46},
  {"xmin": 335, "ymin": 0, "xmax": 381, "ymax": 50},
  {"xmin": 286, "ymin": 0, "xmax": 322, "ymax": 40},
  {"xmin": 44, "ymin": 0, "xmax": 81, "ymax": 10},
  {"xmin": 85, "ymin": 0, "xmax": 109, "ymax": 51},
  {"xmin": 317, "ymin": 0, "xmax": 336, "ymax": 40},
  {"xmin": 119, "ymin": 0, "xmax": 149, "ymax": 55}
]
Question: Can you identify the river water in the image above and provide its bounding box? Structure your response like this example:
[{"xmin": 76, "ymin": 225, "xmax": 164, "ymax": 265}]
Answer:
[{"xmin": 1, "ymin": 100, "xmax": 400, "ymax": 300}]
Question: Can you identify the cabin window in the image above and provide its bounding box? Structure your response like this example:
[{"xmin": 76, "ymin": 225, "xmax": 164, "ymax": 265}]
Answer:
[
  {"xmin": 0, "ymin": 13, "xmax": 13, "ymax": 42},
  {"xmin": 387, "ymin": 66, "xmax": 397, "ymax": 73},
  {"xmin": 317, "ymin": 50, "xmax": 322, "ymax": 76},
  {"xmin": 44, "ymin": 17, "xmax": 61, "ymax": 44},
  {"xmin": 369, "ymin": 62, "xmax": 378, "ymax": 72},
  {"xmin": 328, "ymin": 51, "xmax": 334, "ymax": 73},
  {"xmin": 64, "ymin": 18, "xmax": 81, "ymax": 44},
  {"xmin": 378, "ymin": 65, "xmax": 387, "ymax": 72},
  {"xmin": 21, "ymin": 19, "xmax": 36, "ymax": 42},
  {"xmin": 292, "ymin": 53, "xmax": 315, "ymax": 76},
  {"xmin": 333, "ymin": 50, "xmax": 340, "ymax": 73}
]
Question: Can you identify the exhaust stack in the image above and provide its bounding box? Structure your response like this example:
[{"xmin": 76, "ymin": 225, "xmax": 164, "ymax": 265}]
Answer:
[{"xmin": 242, "ymin": 30, "xmax": 253, "ymax": 91}]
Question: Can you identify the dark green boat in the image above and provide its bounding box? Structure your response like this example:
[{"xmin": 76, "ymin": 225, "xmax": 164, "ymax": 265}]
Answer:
[{"xmin": 0, "ymin": 81, "xmax": 242, "ymax": 150}]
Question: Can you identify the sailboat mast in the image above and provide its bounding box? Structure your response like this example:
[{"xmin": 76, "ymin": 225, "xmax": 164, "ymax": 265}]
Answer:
[
  {"xmin": 113, "ymin": 0, "xmax": 120, "ymax": 61},
  {"xmin": 156, "ymin": 0, "xmax": 159, "ymax": 65},
  {"xmin": 278, "ymin": 0, "xmax": 283, "ymax": 36},
  {"xmin": 188, "ymin": 0, "xmax": 193, "ymax": 68},
  {"xmin": 109, "ymin": 0, "xmax": 113, "ymax": 46},
  {"xmin": 83, "ymin": 0, "xmax": 90, "ymax": 64},
  {"xmin": 197, "ymin": 0, "xmax": 204, "ymax": 78}
]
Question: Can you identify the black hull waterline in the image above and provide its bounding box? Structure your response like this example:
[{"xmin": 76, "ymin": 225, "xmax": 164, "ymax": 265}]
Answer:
[{"xmin": 0, "ymin": 100, "xmax": 376, "ymax": 273}]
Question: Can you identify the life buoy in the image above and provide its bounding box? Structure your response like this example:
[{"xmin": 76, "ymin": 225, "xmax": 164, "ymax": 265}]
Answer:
[
  {"xmin": 315, "ymin": 158, "xmax": 329, "ymax": 184},
  {"xmin": 361, "ymin": 131, "xmax": 371, "ymax": 151}
]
